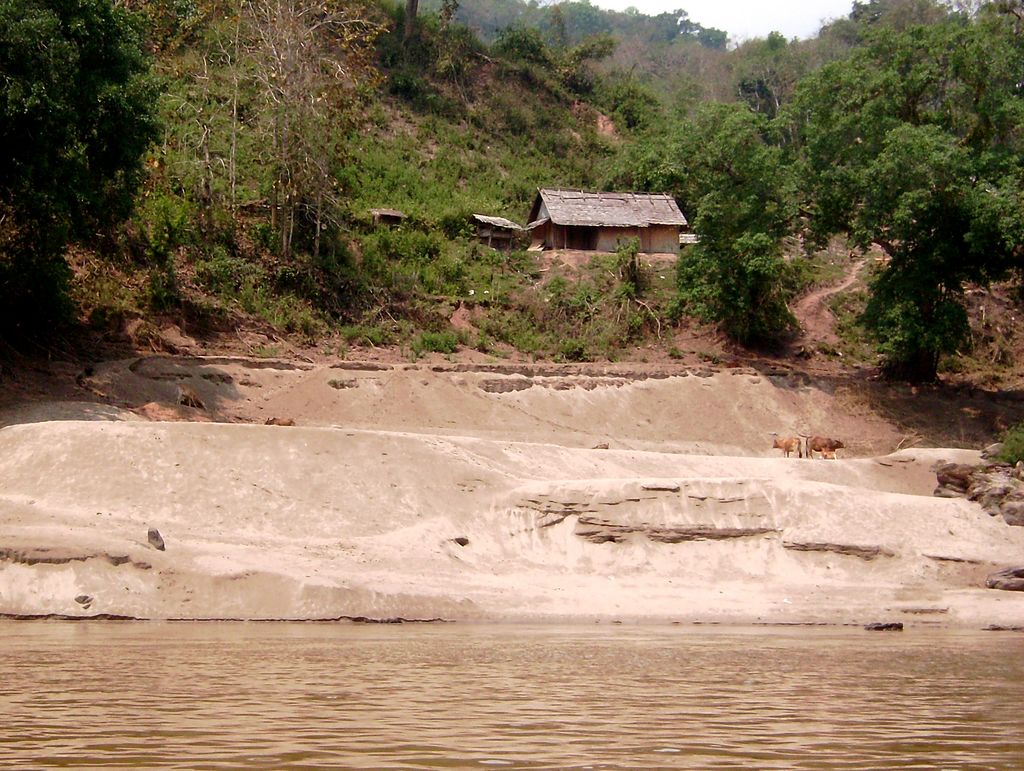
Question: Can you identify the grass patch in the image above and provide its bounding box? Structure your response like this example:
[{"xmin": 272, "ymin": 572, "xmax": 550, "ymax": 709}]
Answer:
[
  {"xmin": 411, "ymin": 330, "xmax": 462, "ymax": 357},
  {"xmin": 828, "ymin": 289, "xmax": 877, "ymax": 364}
]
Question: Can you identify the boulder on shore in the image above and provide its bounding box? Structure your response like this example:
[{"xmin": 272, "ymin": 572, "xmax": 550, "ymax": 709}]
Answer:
[
  {"xmin": 934, "ymin": 462, "xmax": 1024, "ymax": 526},
  {"xmin": 986, "ymin": 567, "xmax": 1024, "ymax": 592}
]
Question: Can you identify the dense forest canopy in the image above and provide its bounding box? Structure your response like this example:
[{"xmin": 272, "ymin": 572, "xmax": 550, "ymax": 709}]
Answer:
[
  {"xmin": 420, "ymin": 0, "xmax": 728, "ymax": 48},
  {"xmin": 0, "ymin": 0, "xmax": 159, "ymax": 333},
  {"xmin": 1, "ymin": 0, "xmax": 1022, "ymax": 382}
]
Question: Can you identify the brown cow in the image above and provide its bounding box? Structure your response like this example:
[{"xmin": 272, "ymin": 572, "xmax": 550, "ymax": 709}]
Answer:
[
  {"xmin": 772, "ymin": 436, "xmax": 803, "ymax": 458},
  {"xmin": 807, "ymin": 436, "xmax": 844, "ymax": 459},
  {"xmin": 265, "ymin": 417, "xmax": 296, "ymax": 426}
]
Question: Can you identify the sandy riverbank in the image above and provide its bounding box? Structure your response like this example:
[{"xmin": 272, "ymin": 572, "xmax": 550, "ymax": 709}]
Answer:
[{"xmin": 1, "ymin": 358, "xmax": 1022, "ymax": 626}]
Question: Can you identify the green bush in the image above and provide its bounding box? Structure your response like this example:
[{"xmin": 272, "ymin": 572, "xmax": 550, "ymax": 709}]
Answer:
[
  {"xmin": 558, "ymin": 338, "xmax": 590, "ymax": 362},
  {"xmin": 412, "ymin": 330, "xmax": 460, "ymax": 356},
  {"xmin": 250, "ymin": 222, "xmax": 277, "ymax": 252},
  {"xmin": 996, "ymin": 422, "xmax": 1024, "ymax": 466},
  {"xmin": 493, "ymin": 28, "xmax": 554, "ymax": 68},
  {"xmin": 477, "ymin": 308, "xmax": 546, "ymax": 354},
  {"xmin": 0, "ymin": 243, "xmax": 73, "ymax": 337},
  {"xmin": 194, "ymin": 248, "xmax": 260, "ymax": 294},
  {"xmin": 363, "ymin": 228, "xmax": 442, "ymax": 266},
  {"xmin": 438, "ymin": 211, "xmax": 474, "ymax": 239},
  {"xmin": 146, "ymin": 266, "xmax": 180, "ymax": 311},
  {"xmin": 137, "ymin": 193, "xmax": 193, "ymax": 264},
  {"xmin": 389, "ymin": 71, "xmax": 429, "ymax": 101},
  {"xmin": 340, "ymin": 324, "xmax": 393, "ymax": 347}
]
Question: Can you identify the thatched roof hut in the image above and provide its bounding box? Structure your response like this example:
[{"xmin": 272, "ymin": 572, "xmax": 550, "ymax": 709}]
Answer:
[
  {"xmin": 472, "ymin": 214, "xmax": 524, "ymax": 250},
  {"xmin": 526, "ymin": 189, "xmax": 687, "ymax": 254}
]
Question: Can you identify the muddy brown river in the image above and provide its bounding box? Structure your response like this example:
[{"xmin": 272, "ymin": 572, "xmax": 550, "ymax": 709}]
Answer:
[{"xmin": 1, "ymin": 623, "xmax": 1022, "ymax": 769}]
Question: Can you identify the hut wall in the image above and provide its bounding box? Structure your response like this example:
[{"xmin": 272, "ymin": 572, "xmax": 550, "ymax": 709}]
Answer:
[
  {"xmin": 593, "ymin": 226, "xmax": 678, "ymax": 254},
  {"xmin": 543, "ymin": 224, "xmax": 596, "ymax": 250},
  {"xmin": 476, "ymin": 226, "xmax": 518, "ymax": 250},
  {"xmin": 647, "ymin": 225, "xmax": 681, "ymax": 254},
  {"xmin": 595, "ymin": 226, "xmax": 644, "ymax": 253},
  {"xmin": 530, "ymin": 222, "xmax": 552, "ymax": 249},
  {"xmin": 537, "ymin": 222, "xmax": 680, "ymax": 254}
]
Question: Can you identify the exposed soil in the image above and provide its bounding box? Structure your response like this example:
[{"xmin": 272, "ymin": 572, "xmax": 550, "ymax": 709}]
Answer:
[
  {"xmin": 792, "ymin": 257, "xmax": 868, "ymax": 348},
  {"xmin": 2, "ymin": 270, "xmax": 1022, "ymax": 451}
]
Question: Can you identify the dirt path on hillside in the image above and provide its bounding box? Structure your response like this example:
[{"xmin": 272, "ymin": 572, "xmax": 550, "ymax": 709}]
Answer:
[{"xmin": 793, "ymin": 258, "xmax": 867, "ymax": 347}]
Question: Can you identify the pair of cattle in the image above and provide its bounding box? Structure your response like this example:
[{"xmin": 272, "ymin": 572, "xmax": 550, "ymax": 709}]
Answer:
[{"xmin": 773, "ymin": 435, "xmax": 845, "ymax": 459}]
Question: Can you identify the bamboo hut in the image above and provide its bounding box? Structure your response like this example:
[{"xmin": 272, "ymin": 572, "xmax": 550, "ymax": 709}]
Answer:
[{"xmin": 526, "ymin": 189, "xmax": 687, "ymax": 254}]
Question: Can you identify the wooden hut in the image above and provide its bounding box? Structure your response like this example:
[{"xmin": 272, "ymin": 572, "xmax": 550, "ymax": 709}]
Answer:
[
  {"xmin": 472, "ymin": 214, "xmax": 524, "ymax": 250},
  {"xmin": 370, "ymin": 208, "xmax": 407, "ymax": 227},
  {"xmin": 526, "ymin": 189, "xmax": 687, "ymax": 254}
]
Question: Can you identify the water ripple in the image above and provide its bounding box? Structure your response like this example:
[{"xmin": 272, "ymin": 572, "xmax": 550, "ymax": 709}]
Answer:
[{"xmin": 1, "ymin": 624, "xmax": 1022, "ymax": 769}]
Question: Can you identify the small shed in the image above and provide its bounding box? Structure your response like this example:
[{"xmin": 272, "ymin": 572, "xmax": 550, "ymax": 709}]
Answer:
[
  {"xmin": 472, "ymin": 214, "xmax": 524, "ymax": 250},
  {"xmin": 526, "ymin": 188, "xmax": 687, "ymax": 254},
  {"xmin": 370, "ymin": 208, "xmax": 407, "ymax": 227}
]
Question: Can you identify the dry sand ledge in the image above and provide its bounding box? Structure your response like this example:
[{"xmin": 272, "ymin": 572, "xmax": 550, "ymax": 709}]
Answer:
[{"xmin": 2, "ymin": 359, "xmax": 1023, "ymax": 627}]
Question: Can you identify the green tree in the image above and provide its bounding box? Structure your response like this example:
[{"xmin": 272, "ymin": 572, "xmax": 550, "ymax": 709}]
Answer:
[
  {"xmin": 599, "ymin": 76, "xmax": 663, "ymax": 131},
  {"xmin": 790, "ymin": 16, "xmax": 1024, "ymax": 380},
  {"xmin": 676, "ymin": 106, "xmax": 797, "ymax": 345},
  {"xmin": 733, "ymin": 32, "xmax": 806, "ymax": 119},
  {"xmin": 246, "ymin": 0, "xmax": 381, "ymax": 259},
  {"xmin": 0, "ymin": 0, "xmax": 159, "ymax": 337},
  {"xmin": 616, "ymin": 104, "xmax": 797, "ymax": 345},
  {"xmin": 849, "ymin": 0, "xmax": 950, "ymax": 30},
  {"xmin": 557, "ymin": 32, "xmax": 616, "ymax": 94}
]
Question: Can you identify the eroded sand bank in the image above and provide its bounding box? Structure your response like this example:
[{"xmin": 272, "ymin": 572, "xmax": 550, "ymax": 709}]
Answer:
[{"xmin": 1, "ymin": 362, "xmax": 1022, "ymax": 626}]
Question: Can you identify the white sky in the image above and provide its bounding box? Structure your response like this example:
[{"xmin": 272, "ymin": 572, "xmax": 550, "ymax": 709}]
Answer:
[{"xmin": 591, "ymin": 0, "xmax": 857, "ymax": 42}]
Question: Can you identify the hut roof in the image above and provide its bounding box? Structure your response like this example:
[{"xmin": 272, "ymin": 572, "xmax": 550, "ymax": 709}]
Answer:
[
  {"xmin": 472, "ymin": 214, "xmax": 523, "ymax": 231},
  {"xmin": 529, "ymin": 189, "xmax": 687, "ymax": 228},
  {"xmin": 370, "ymin": 208, "xmax": 406, "ymax": 219}
]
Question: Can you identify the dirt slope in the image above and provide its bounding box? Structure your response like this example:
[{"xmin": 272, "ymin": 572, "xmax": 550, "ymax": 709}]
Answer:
[{"xmin": 793, "ymin": 257, "xmax": 867, "ymax": 348}]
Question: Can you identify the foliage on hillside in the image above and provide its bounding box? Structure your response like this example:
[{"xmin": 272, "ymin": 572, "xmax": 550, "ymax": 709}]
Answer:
[
  {"xmin": 64, "ymin": 0, "xmax": 650, "ymax": 359},
  {"xmin": 0, "ymin": 0, "xmax": 160, "ymax": 336},
  {"xmin": 2, "ymin": 0, "xmax": 1023, "ymax": 390},
  {"xmin": 788, "ymin": 9, "xmax": 1024, "ymax": 380},
  {"xmin": 421, "ymin": 0, "xmax": 727, "ymax": 49}
]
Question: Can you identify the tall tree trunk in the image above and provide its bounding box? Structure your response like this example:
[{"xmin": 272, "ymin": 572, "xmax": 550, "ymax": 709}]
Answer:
[
  {"xmin": 200, "ymin": 123, "xmax": 212, "ymax": 234},
  {"xmin": 403, "ymin": 0, "xmax": 418, "ymax": 44},
  {"xmin": 313, "ymin": 189, "xmax": 322, "ymax": 261},
  {"xmin": 229, "ymin": 2, "xmax": 241, "ymax": 207}
]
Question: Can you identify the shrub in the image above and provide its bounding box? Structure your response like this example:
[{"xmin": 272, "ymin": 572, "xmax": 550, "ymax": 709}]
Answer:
[
  {"xmin": 412, "ymin": 330, "xmax": 460, "ymax": 356},
  {"xmin": 409, "ymin": 329, "xmax": 462, "ymax": 356},
  {"xmin": 146, "ymin": 266, "xmax": 179, "ymax": 311},
  {"xmin": 137, "ymin": 193, "xmax": 193, "ymax": 265},
  {"xmin": 250, "ymin": 221, "xmax": 276, "ymax": 252},
  {"xmin": 494, "ymin": 28, "xmax": 554, "ymax": 68},
  {"xmin": 194, "ymin": 248, "xmax": 260, "ymax": 294},
  {"xmin": 389, "ymin": 71, "xmax": 429, "ymax": 101},
  {"xmin": 558, "ymin": 338, "xmax": 590, "ymax": 362},
  {"xmin": 997, "ymin": 422, "xmax": 1024, "ymax": 466},
  {"xmin": 438, "ymin": 211, "xmax": 473, "ymax": 239},
  {"xmin": 340, "ymin": 324, "xmax": 393, "ymax": 347},
  {"xmin": 0, "ymin": 242, "xmax": 73, "ymax": 337}
]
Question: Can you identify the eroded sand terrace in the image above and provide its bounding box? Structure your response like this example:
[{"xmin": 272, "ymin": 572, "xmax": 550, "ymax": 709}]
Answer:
[{"xmin": 2, "ymin": 360, "xmax": 1022, "ymax": 626}]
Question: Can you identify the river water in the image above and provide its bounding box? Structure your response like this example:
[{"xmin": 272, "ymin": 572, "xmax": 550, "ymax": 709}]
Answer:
[{"xmin": 1, "ymin": 623, "xmax": 1022, "ymax": 769}]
